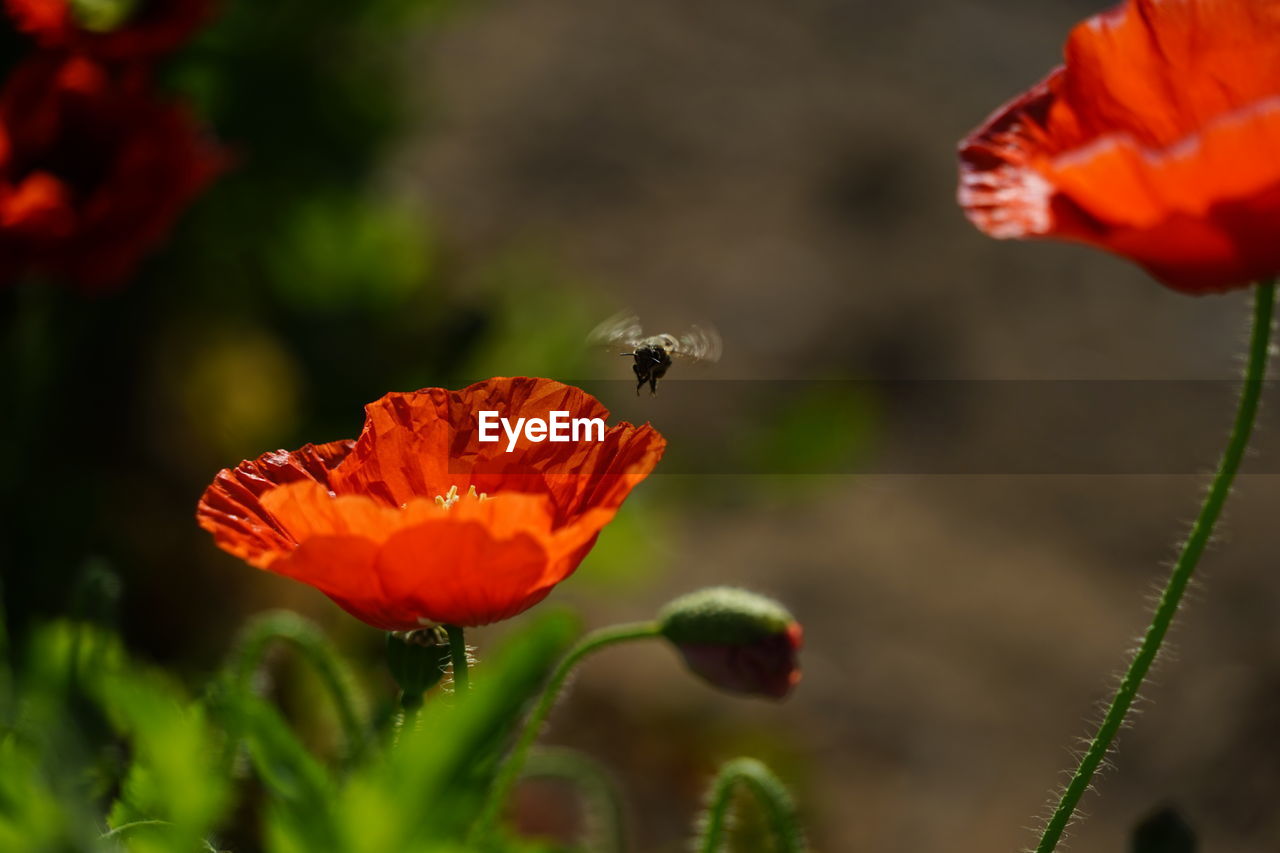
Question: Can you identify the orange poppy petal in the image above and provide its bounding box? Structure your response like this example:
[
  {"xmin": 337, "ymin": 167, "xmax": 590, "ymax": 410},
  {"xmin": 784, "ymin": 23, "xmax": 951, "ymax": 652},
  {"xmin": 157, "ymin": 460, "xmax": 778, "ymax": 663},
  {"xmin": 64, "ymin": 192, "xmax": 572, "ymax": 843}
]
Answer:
[
  {"xmin": 197, "ymin": 378, "xmax": 666, "ymax": 630},
  {"xmin": 266, "ymin": 535, "xmax": 401, "ymax": 630},
  {"xmin": 1046, "ymin": 100, "xmax": 1280, "ymax": 291},
  {"xmin": 1060, "ymin": 0, "xmax": 1280, "ymax": 148},
  {"xmin": 448, "ymin": 377, "xmax": 666, "ymax": 521},
  {"xmin": 958, "ymin": 0, "xmax": 1280, "ymax": 292},
  {"xmin": 195, "ymin": 440, "xmax": 355, "ymax": 564},
  {"xmin": 372, "ymin": 522, "xmax": 551, "ymax": 628},
  {"xmin": 248, "ymin": 483, "xmax": 607, "ymax": 628},
  {"xmin": 330, "ymin": 377, "xmax": 666, "ymax": 523}
]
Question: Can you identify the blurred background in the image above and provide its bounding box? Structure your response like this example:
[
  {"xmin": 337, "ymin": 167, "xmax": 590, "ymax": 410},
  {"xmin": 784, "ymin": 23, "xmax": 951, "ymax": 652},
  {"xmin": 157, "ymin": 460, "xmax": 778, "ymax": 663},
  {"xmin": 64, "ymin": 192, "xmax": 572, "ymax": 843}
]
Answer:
[{"xmin": 4, "ymin": 0, "xmax": 1280, "ymax": 849}]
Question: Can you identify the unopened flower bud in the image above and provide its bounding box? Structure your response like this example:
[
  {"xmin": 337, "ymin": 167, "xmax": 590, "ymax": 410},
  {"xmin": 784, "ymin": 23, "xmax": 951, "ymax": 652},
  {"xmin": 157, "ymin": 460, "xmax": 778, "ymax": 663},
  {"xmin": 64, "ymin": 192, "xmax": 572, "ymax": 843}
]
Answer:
[
  {"xmin": 386, "ymin": 628, "xmax": 451, "ymax": 708},
  {"xmin": 658, "ymin": 587, "xmax": 802, "ymax": 699}
]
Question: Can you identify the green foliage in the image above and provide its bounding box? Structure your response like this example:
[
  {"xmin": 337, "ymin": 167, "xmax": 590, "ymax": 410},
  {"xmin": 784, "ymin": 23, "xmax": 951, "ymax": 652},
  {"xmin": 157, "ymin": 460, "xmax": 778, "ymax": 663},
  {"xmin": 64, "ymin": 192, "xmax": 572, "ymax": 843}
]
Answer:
[
  {"xmin": 696, "ymin": 758, "xmax": 807, "ymax": 853},
  {"xmin": 101, "ymin": 670, "xmax": 230, "ymax": 853},
  {"xmin": 0, "ymin": 610, "xmax": 580, "ymax": 852},
  {"xmin": 267, "ymin": 196, "xmax": 435, "ymax": 316},
  {"xmin": 737, "ymin": 382, "xmax": 878, "ymax": 477},
  {"xmin": 68, "ymin": 0, "xmax": 140, "ymax": 32},
  {"xmin": 339, "ymin": 610, "xmax": 578, "ymax": 852},
  {"xmin": 573, "ymin": 494, "xmax": 672, "ymax": 592},
  {"xmin": 213, "ymin": 688, "xmax": 339, "ymax": 849},
  {"xmin": 226, "ymin": 610, "xmax": 371, "ymax": 764},
  {"xmin": 461, "ymin": 255, "xmax": 611, "ymax": 380},
  {"xmin": 1, "ymin": 621, "xmax": 227, "ymax": 853}
]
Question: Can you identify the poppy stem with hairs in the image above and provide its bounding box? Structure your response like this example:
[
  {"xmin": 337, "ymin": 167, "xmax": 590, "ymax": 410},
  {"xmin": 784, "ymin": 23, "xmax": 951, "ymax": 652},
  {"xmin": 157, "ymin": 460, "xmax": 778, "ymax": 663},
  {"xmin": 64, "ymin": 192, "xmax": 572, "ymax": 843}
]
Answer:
[
  {"xmin": 1034, "ymin": 278, "xmax": 1275, "ymax": 853},
  {"xmin": 445, "ymin": 624, "xmax": 469, "ymax": 692},
  {"xmin": 697, "ymin": 758, "xmax": 806, "ymax": 853},
  {"xmin": 470, "ymin": 621, "xmax": 662, "ymax": 842}
]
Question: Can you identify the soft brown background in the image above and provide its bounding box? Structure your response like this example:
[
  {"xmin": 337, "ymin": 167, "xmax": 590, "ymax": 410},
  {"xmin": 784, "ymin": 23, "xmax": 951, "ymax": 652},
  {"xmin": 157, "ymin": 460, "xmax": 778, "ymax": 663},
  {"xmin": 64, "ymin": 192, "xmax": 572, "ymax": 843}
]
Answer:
[{"xmin": 375, "ymin": 0, "xmax": 1280, "ymax": 849}]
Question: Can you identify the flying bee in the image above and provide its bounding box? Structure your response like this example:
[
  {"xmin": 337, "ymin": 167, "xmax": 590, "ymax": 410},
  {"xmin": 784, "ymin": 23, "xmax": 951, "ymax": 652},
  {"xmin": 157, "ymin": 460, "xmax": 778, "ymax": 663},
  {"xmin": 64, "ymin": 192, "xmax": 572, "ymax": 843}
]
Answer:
[{"xmin": 588, "ymin": 312, "xmax": 722, "ymax": 395}]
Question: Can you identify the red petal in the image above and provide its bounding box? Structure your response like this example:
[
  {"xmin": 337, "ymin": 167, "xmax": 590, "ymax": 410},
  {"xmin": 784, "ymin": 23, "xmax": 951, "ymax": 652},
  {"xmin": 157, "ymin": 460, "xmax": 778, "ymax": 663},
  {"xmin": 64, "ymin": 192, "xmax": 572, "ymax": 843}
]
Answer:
[
  {"xmin": 195, "ymin": 441, "xmax": 355, "ymax": 565},
  {"xmin": 958, "ymin": 0, "xmax": 1280, "ymax": 292}
]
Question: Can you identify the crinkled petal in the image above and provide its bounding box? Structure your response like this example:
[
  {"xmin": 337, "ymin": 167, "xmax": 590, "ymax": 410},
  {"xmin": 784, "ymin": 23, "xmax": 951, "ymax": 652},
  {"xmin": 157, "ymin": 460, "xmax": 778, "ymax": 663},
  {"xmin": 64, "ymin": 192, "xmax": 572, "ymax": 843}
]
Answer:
[
  {"xmin": 197, "ymin": 378, "xmax": 665, "ymax": 630},
  {"xmin": 958, "ymin": 0, "xmax": 1280, "ymax": 292},
  {"xmin": 331, "ymin": 377, "xmax": 666, "ymax": 525},
  {"xmin": 195, "ymin": 441, "xmax": 355, "ymax": 565}
]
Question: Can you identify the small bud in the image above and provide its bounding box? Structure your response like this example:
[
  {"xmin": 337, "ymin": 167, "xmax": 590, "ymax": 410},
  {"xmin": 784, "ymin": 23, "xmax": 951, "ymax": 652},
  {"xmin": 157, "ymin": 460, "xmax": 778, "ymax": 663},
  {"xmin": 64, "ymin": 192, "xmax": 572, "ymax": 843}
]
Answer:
[
  {"xmin": 658, "ymin": 587, "xmax": 802, "ymax": 699},
  {"xmin": 386, "ymin": 628, "xmax": 452, "ymax": 709}
]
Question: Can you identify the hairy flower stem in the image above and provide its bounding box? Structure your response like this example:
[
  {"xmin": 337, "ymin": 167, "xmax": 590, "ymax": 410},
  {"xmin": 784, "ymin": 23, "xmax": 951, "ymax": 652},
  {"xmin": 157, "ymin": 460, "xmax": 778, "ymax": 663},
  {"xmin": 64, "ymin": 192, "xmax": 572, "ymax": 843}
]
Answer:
[
  {"xmin": 471, "ymin": 621, "xmax": 661, "ymax": 842},
  {"xmin": 226, "ymin": 610, "xmax": 369, "ymax": 763},
  {"xmin": 697, "ymin": 757, "xmax": 806, "ymax": 853},
  {"xmin": 1034, "ymin": 279, "xmax": 1275, "ymax": 853},
  {"xmin": 523, "ymin": 747, "xmax": 627, "ymax": 853},
  {"xmin": 444, "ymin": 624, "xmax": 469, "ymax": 692}
]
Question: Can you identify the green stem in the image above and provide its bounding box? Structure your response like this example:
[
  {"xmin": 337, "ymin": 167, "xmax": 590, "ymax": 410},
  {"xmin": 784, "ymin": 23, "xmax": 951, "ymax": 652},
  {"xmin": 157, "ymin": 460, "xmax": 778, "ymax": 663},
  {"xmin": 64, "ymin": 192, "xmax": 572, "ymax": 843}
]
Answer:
[
  {"xmin": 1034, "ymin": 279, "xmax": 1275, "ymax": 853},
  {"xmin": 100, "ymin": 819, "xmax": 173, "ymax": 840},
  {"xmin": 471, "ymin": 621, "xmax": 661, "ymax": 841},
  {"xmin": 523, "ymin": 746, "xmax": 627, "ymax": 853},
  {"xmin": 227, "ymin": 610, "xmax": 369, "ymax": 763},
  {"xmin": 697, "ymin": 757, "xmax": 806, "ymax": 853},
  {"xmin": 445, "ymin": 624, "xmax": 469, "ymax": 693}
]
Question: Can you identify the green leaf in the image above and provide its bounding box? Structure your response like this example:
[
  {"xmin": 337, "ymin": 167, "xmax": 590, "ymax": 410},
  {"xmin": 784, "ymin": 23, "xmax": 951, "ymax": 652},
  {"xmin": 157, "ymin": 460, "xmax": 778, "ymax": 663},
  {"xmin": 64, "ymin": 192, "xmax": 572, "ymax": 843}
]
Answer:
[
  {"xmin": 209, "ymin": 687, "xmax": 340, "ymax": 849},
  {"xmin": 342, "ymin": 610, "xmax": 579, "ymax": 852},
  {"xmin": 226, "ymin": 610, "xmax": 371, "ymax": 763},
  {"xmin": 98, "ymin": 668, "xmax": 230, "ymax": 853}
]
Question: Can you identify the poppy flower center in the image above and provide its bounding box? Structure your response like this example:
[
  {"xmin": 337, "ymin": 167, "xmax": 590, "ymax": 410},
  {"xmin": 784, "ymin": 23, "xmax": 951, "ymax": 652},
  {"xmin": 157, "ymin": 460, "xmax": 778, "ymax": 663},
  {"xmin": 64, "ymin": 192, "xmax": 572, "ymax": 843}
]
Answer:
[{"xmin": 433, "ymin": 484, "xmax": 489, "ymax": 510}]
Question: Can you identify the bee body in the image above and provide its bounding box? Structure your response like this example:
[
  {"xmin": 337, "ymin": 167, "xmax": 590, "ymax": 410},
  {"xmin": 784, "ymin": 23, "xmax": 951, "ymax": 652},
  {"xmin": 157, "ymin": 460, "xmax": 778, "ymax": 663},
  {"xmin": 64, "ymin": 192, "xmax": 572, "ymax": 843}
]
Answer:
[
  {"xmin": 628, "ymin": 343, "xmax": 674, "ymax": 395},
  {"xmin": 589, "ymin": 313, "xmax": 721, "ymax": 396}
]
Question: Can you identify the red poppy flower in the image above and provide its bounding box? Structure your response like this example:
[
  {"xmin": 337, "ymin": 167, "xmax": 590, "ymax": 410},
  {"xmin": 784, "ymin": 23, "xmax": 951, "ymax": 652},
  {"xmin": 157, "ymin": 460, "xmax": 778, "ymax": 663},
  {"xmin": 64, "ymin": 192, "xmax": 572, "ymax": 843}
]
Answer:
[
  {"xmin": 197, "ymin": 378, "xmax": 666, "ymax": 630},
  {"xmin": 958, "ymin": 0, "xmax": 1280, "ymax": 293},
  {"xmin": 5, "ymin": 0, "xmax": 213, "ymax": 59},
  {"xmin": 0, "ymin": 53, "xmax": 224, "ymax": 289}
]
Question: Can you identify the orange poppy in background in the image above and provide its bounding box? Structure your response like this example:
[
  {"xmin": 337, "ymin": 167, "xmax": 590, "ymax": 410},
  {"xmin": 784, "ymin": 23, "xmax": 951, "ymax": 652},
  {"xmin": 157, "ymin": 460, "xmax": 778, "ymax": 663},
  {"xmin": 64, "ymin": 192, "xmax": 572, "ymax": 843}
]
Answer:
[
  {"xmin": 958, "ymin": 0, "xmax": 1280, "ymax": 293},
  {"xmin": 0, "ymin": 53, "xmax": 224, "ymax": 289},
  {"xmin": 197, "ymin": 378, "xmax": 666, "ymax": 630},
  {"xmin": 5, "ymin": 0, "xmax": 213, "ymax": 59}
]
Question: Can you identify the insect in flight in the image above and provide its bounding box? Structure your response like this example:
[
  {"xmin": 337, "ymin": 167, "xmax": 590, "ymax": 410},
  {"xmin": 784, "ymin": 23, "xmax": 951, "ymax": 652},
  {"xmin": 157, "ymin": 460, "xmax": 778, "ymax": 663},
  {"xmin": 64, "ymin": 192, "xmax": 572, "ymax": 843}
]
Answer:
[{"xmin": 588, "ymin": 312, "xmax": 723, "ymax": 395}]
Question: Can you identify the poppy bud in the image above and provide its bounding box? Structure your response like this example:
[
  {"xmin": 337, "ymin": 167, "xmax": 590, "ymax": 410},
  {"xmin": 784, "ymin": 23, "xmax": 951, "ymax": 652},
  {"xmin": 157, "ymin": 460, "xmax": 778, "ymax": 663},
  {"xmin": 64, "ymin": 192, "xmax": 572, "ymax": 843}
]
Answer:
[
  {"xmin": 385, "ymin": 628, "xmax": 451, "ymax": 709},
  {"xmin": 657, "ymin": 587, "xmax": 802, "ymax": 699}
]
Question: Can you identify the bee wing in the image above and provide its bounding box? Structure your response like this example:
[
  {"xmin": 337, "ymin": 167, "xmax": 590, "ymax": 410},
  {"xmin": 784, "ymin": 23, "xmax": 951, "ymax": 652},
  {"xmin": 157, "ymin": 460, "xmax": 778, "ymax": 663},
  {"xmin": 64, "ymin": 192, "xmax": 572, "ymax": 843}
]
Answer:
[
  {"xmin": 669, "ymin": 324, "xmax": 723, "ymax": 363},
  {"xmin": 588, "ymin": 311, "xmax": 645, "ymax": 354}
]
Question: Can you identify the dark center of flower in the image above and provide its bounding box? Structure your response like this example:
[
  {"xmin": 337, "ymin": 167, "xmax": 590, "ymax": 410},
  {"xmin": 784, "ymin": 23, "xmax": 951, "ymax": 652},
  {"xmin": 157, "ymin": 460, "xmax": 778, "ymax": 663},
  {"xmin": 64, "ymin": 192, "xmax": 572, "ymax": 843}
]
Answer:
[
  {"xmin": 3, "ymin": 56, "xmax": 146, "ymax": 204},
  {"xmin": 11, "ymin": 103, "xmax": 121, "ymax": 203}
]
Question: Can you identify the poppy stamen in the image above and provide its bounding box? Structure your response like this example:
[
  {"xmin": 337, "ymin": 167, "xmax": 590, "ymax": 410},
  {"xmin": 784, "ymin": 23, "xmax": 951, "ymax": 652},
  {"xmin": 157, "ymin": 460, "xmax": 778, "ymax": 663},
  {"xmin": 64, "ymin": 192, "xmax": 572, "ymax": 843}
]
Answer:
[{"xmin": 434, "ymin": 484, "xmax": 489, "ymax": 510}]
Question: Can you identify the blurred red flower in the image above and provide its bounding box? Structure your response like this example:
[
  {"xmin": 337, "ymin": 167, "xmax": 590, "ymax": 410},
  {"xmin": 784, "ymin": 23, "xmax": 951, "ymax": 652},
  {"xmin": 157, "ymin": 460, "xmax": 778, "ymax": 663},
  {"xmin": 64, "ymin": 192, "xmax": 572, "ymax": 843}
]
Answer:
[
  {"xmin": 0, "ymin": 53, "xmax": 224, "ymax": 289},
  {"xmin": 5, "ymin": 0, "xmax": 213, "ymax": 59},
  {"xmin": 197, "ymin": 378, "xmax": 666, "ymax": 630},
  {"xmin": 958, "ymin": 0, "xmax": 1280, "ymax": 293}
]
